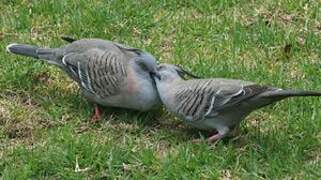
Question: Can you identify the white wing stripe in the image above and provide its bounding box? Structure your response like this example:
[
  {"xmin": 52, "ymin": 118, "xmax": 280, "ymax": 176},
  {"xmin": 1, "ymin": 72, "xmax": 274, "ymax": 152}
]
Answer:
[
  {"xmin": 205, "ymin": 95, "xmax": 216, "ymax": 116},
  {"xmin": 85, "ymin": 68, "xmax": 94, "ymax": 92},
  {"xmin": 77, "ymin": 62, "xmax": 93, "ymax": 93}
]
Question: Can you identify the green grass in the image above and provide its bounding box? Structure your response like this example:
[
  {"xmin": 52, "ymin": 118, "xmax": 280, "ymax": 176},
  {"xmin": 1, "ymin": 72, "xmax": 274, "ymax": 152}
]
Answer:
[{"xmin": 1, "ymin": 0, "xmax": 321, "ymax": 179}]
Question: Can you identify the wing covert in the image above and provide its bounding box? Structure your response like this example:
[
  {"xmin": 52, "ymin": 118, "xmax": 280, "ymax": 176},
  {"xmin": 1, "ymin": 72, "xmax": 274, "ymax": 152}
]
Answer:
[
  {"xmin": 174, "ymin": 80, "xmax": 266, "ymax": 121},
  {"xmin": 62, "ymin": 48, "xmax": 127, "ymax": 98}
]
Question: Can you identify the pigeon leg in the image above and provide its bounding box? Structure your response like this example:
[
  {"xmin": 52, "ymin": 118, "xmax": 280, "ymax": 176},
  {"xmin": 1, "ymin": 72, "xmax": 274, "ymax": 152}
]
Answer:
[
  {"xmin": 207, "ymin": 133, "xmax": 224, "ymax": 143},
  {"xmin": 207, "ymin": 127, "xmax": 229, "ymax": 143},
  {"xmin": 192, "ymin": 130, "xmax": 219, "ymax": 144},
  {"xmin": 91, "ymin": 104, "xmax": 103, "ymax": 123}
]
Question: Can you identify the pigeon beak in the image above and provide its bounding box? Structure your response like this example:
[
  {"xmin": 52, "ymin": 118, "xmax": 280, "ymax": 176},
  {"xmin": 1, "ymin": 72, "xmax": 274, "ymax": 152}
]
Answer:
[{"xmin": 150, "ymin": 70, "xmax": 161, "ymax": 80}]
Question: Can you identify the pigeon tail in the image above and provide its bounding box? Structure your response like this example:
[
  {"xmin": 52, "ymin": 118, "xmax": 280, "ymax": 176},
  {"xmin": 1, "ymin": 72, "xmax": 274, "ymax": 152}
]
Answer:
[
  {"xmin": 6, "ymin": 43, "xmax": 63, "ymax": 66},
  {"xmin": 261, "ymin": 89, "xmax": 321, "ymax": 99},
  {"xmin": 6, "ymin": 43, "xmax": 39, "ymax": 58}
]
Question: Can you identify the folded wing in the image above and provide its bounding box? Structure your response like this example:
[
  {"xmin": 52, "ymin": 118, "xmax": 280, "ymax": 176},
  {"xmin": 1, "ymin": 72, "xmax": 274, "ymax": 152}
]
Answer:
[
  {"xmin": 174, "ymin": 79, "xmax": 270, "ymax": 121},
  {"xmin": 62, "ymin": 48, "xmax": 127, "ymax": 98}
]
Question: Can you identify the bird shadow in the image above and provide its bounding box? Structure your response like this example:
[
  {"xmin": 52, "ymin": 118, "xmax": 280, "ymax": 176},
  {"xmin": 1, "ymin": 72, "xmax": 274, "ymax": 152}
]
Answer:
[
  {"xmin": 99, "ymin": 106, "xmax": 163, "ymax": 127},
  {"xmin": 90, "ymin": 106, "xmax": 253, "ymax": 146},
  {"xmin": 1, "ymin": 75, "xmax": 270, "ymax": 148}
]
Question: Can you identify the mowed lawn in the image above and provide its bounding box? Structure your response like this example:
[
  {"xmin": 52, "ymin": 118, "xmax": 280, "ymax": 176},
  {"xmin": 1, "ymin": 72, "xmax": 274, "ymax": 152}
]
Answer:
[{"xmin": 1, "ymin": 0, "xmax": 321, "ymax": 179}]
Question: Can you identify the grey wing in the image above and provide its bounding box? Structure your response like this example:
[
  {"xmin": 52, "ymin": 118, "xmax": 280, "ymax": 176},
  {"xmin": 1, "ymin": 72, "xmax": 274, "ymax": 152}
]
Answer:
[
  {"xmin": 174, "ymin": 79, "xmax": 268, "ymax": 121},
  {"xmin": 62, "ymin": 48, "xmax": 127, "ymax": 98},
  {"xmin": 64, "ymin": 39, "xmax": 143, "ymax": 57}
]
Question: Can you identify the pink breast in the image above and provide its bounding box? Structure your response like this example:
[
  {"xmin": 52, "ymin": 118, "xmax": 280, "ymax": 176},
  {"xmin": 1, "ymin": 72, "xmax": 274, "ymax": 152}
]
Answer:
[{"xmin": 126, "ymin": 68, "xmax": 138, "ymax": 95}]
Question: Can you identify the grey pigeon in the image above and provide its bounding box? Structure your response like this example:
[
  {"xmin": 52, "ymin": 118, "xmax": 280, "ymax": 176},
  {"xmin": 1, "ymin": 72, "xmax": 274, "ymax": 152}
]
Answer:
[
  {"xmin": 6, "ymin": 37, "xmax": 161, "ymax": 122},
  {"xmin": 152, "ymin": 64, "xmax": 321, "ymax": 142}
]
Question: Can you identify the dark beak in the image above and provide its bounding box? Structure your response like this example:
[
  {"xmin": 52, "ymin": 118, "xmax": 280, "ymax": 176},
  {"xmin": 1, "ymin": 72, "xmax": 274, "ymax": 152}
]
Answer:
[{"xmin": 150, "ymin": 70, "xmax": 161, "ymax": 80}]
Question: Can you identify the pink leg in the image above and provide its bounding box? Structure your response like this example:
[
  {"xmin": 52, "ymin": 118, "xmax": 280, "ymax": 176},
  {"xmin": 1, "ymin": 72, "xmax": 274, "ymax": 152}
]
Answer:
[
  {"xmin": 207, "ymin": 133, "xmax": 224, "ymax": 143},
  {"xmin": 207, "ymin": 127, "xmax": 229, "ymax": 143},
  {"xmin": 192, "ymin": 130, "xmax": 219, "ymax": 144},
  {"xmin": 91, "ymin": 105, "xmax": 103, "ymax": 123}
]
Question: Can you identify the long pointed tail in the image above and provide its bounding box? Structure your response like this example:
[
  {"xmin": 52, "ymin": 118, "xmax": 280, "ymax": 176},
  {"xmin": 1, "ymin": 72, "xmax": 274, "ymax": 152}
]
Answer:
[
  {"xmin": 6, "ymin": 43, "xmax": 40, "ymax": 58},
  {"xmin": 6, "ymin": 43, "xmax": 63, "ymax": 66},
  {"xmin": 252, "ymin": 89, "xmax": 321, "ymax": 109},
  {"xmin": 261, "ymin": 89, "xmax": 321, "ymax": 99}
]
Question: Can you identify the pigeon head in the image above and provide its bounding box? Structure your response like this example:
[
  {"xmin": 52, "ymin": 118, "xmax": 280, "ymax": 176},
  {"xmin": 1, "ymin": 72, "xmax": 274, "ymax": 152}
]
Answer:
[
  {"xmin": 134, "ymin": 52, "xmax": 160, "ymax": 78},
  {"xmin": 153, "ymin": 63, "xmax": 200, "ymax": 82}
]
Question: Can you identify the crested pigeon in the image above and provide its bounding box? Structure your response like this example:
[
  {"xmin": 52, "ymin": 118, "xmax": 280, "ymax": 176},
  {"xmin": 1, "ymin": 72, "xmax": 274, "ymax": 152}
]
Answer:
[
  {"xmin": 6, "ymin": 37, "xmax": 161, "ymax": 122},
  {"xmin": 152, "ymin": 63, "xmax": 321, "ymax": 142}
]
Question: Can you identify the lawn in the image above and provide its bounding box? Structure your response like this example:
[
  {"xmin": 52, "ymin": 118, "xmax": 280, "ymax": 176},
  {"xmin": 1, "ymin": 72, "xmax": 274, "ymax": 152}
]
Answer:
[{"xmin": 0, "ymin": 0, "xmax": 321, "ymax": 179}]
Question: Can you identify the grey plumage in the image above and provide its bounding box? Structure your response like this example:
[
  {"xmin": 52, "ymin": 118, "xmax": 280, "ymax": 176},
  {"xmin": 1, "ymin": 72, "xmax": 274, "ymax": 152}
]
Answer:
[
  {"xmin": 6, "ymin": 37, "xmax": 161, "ymax": 113},
  {"xmin": 153, "ymin": 64, "xmax": 321, "ymax": 142}
]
